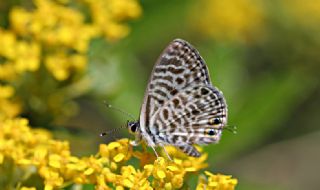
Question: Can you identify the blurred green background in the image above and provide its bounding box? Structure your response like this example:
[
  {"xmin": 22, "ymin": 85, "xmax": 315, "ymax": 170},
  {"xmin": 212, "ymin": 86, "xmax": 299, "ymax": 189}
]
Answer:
[{"xmin": 1, "ymin": 0, "xmax": 320, "ymax": 189}]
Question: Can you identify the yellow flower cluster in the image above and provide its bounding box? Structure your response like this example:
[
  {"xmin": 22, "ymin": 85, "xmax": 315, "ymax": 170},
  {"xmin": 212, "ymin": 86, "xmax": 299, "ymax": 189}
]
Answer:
[
  {"xmin": 196, "ymin": 171, "xmax": 238, "ymax": 190},
  {"xmin": 84, "ymin": 0, "xmax": 142, "ymax": 41},
  {"xmin": 0, "ymin": 29, "xmax": 40, "ymax": 80},
  {"xmin": 2, "ymin": 0, "xmax": 141, "ymax": 81},
  {"xmin": 191, "ymin": 0, "xmax": 265, "ymax": 43},
  {"xmin": 0, "ymin": 117, "xmax": 238, "ymax": 190},
  {"xmin": 0, "ymin": 0, "xmax": 141, "ymax": 120}
]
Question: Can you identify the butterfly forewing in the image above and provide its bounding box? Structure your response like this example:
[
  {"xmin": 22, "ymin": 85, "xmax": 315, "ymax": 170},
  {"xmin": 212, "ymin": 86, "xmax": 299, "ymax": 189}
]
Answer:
[{"xmin": 140, "ymin": 39, "xmax": 212, "ymax": 130}]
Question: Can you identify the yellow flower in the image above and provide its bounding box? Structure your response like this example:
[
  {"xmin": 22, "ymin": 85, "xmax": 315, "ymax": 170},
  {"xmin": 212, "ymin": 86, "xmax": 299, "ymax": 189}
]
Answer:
[
  {"xmin": 0, "ymin": 29, "xmax": 40, "ymax": 74},
  {"xmin": 0, "ymin": 63, "xmax": 17, "ymax": 81},
  {"xmin": 196, "ymin": 171, "xmax": 238, "ymax": 190},
  {"xmin": 20, "ymin": 187, "xmax": 36, "ymax": 190},
  {"xmin": 84, "ymin": 0, "xmax": 142, "ymax": 41},
  {"xmin": 0, "ymin": 0, "xmax": 142, "ymax": 125},
  {"xmin": 14, "ymin": 41, "xmax": 41, "ymax": 73},
  {"xmin": 0, "ymin": 117, "xmax": 238, "ymax": 189},
  {"xmin": 7, "ymin": 0, "xmax": 141, "ymax": 82},
  {"xmin": 45, "ymin": 52, "xmax": 87, "ymax": 80},
  {"xmin": 0, "ymin": 30, "xmax": 17, "ymax": 59},
  {"xmin": 0, "ymin": 101, "xmax": 20, "ymax": 119},
  {"xmin": 39, "ymin": 167, "xmax": 64, "ymax": 190},
  {"xmin": 0, "ymin": 85, "xmax": 15, "ymax": 99},
  {"xmin": 191, "ymin": 0, "xmax": 265, "ymax": 43},
  {"xmin": 117, "ymin": 165, "xmax": 152, "ymax": 189}
]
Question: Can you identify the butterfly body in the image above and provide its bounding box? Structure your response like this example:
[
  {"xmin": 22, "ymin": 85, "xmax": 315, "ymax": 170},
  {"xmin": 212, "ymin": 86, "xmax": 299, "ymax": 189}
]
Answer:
[{"xmin": 128, "ymin": 39, "xmax": 227, "ymax": 157}]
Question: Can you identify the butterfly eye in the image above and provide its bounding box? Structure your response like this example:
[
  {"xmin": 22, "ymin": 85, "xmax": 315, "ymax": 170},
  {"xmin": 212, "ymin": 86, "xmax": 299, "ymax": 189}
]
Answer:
[
  {"xmin": 206, "ymin": 129, "xmax": 216, "ymax": 136},
  {"xmin": 127, "ymin": 121, "xmax": 138, "ymax": 133},
  {"xmin": 131, "ymin": 124, "xmax": 137, "ymax": 132},
  {"xmin": 130, "ymin": 123, "xmax": 137, "ymax": 132}
]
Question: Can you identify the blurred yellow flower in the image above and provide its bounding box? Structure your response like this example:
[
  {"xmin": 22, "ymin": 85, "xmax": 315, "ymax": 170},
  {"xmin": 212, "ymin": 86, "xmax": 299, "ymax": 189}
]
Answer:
[
  {"xmin": 0, "ymin": 117, "xmax": 238, "ymax": 189},
  {"xmin": 0, "ymin": 63, "xmax": 16, "ymax": 81},
  {"xmin": 0, "ymin": 30, "xmax": 17, "ymax": 59},
  {"xmin": 84, "ymin": 0, "xmax": 142, "ymax": 41},
  {"xmin": 8, "ymin": 0, "xmax": 140, "ymax": 81},
  {"xmin": 0, "ymin": 30, "xmax": 40, "ymax": 77},
  {"xmin": 0, "ymin": 85, "xmax": 20, "ymax": 119},
  {"xmin": 14, "ymin": 41, "xmax": 41, "ymax": 73},
  {"xmin": 0, "ymin": 0, "xmax": 141, "ymax": 123},
  {"xmin": 20, "ymin": 187, "xmax": 36, "ymax": 190},
  {"xmin": 45, "ymin": 52, "xmax": 87, "ymax": 80},
  {"xmin": 191, "ymin": 0, "xmax": 265, "ymax": 43},
  {"xmin": 0, "ymin": 85, "xmax": 14, "ymax": 98}
]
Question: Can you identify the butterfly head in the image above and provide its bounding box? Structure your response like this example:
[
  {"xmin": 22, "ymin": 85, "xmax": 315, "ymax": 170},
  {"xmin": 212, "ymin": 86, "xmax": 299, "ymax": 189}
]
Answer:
[{"xmin": 127, "ymin": 120, "xmax": 140, "ymax": 134}]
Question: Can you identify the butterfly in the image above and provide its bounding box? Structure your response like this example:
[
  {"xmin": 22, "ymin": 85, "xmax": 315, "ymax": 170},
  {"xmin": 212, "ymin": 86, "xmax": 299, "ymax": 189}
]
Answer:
[{"xmin": 127, "ymin": 39, "xmax": 228, "ymax": 158}]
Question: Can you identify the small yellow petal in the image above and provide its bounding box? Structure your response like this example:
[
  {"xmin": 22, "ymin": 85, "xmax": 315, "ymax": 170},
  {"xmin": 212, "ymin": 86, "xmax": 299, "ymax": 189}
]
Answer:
[
  {"xmin": 0, "ymin": 85, "xmax": 14, "ymax": 98},
  {"xmin": 108, "ymin": 142, "xmax": 121, "ymax": 149},
  {"xmin": 172, "ymin": 175, "xmax": 183, "ymax": 188},
  {"xmin": 143, "ymin": 164, "xmax": 153, "ymax": 176},
  {"xmin": 165, "ymin": 182, "xmax": 172, "ymax": 190},
  {"xmin": 111, "ymin": 162, "xmax": 117, "ymax": 170},
  {"xmin": 68, "ymin": 156, "xmax": 79, "ymax": 163},
  {"xmin": 17, "ymin": 159, "xmax": 31, "ymax": 165},
  {"xmin": 208, "ymin": 181, "xmax": 218, "ymax": 187},
  {"xmin": 231, "ymin": 178, "xmax": 238, "ymax": 185},
  {"xmin": 84, "ymin": 168, "xmax": 94, "ymax": 175},
  {"xmin": 20, "ymin": 187, "xmax": 36, "ymax": 190},
  {"xmin": 99, "ymin": 157, "xmax": 109, "ymax": 164},
  {"xmin": 156, "ymin": 170, "xmax": 166, "ymax": 179},
  {"xmin": 173, "ymin": 158, "xmax": 182, "ymax": 165},
  {"xmin": 34, "ymin": 147, "xmax": 47, "ymax": 160},
  {"xmin": 167, "ymin": 165, "xmax": 179, "ymax": 172},
  {"xmin": 44, "ymin": 185, "xmax": 53, "ymax": 190},
  {"xmin": 113, "ymin": 153, "xmax": 125, "ymax": 162},
  {"xmin": 144, "ymin": 164, "xmax": 153, "ymax": 170},
  {"xmin": 48, "ymin": 155, "xmax": 61, "ymax": 168},
  {"xmin": 116, "ymin": 186, "xmax": 124, "ymax": 190},
  {"xmin": 74, "ymin": 176, "xmax": 85, "ymax": 184},
  {"xmin": 155, "ymin": 157, "xmax": 165, "ymax": 165},
  {"xmin": 123, "ymin": 179, "xmax": 134, "ymax": 188},
  {"xmin": 185, "ymin": 167, "xmax": 197, "ymax": 172},
  {"xmin": 204, "ymin": 170, "xmax": 214, "ymax": 176},
  {"xmin": 99, "ymin": 144, "xmax": 109, "ymax": 157},
  {"xmin": 105, "ymin": 172, "xmax": 116, "ymax": 182}
]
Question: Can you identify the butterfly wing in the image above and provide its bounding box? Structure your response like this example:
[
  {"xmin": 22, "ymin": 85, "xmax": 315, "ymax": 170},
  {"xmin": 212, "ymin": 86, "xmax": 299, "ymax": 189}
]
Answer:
[
  {"xmin": 139, "ymin": 39, "xmax": 212, "ymax": 136},
  {"xmin": 150, "ymin": 84, "xmax": 227, "ymax": 156}
]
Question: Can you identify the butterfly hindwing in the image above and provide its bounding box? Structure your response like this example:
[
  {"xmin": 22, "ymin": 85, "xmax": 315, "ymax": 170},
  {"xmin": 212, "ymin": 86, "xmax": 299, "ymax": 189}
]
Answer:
[{"xmin": 151, "ymin": 85, "xmax": 227, "ymax": 148}]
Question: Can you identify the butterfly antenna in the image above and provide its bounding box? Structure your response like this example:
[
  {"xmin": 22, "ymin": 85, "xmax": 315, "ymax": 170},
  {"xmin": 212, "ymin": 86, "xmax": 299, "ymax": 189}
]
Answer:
[
  {"xmin": 103, "ymin": 101, "xmax": 135, "ymax": 120},
  {"xmin": 224, "ymin": 125, "xmax": 237, "ymax": 134},
  {"xmin": 100, "ymin": 124, "xmax": 126, "ymax": 137}
]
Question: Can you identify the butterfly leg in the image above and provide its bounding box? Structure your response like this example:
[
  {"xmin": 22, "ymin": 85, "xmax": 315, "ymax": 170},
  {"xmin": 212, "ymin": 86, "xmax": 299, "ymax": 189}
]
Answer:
[
  {"xmin": 176, "ymin": 143, "xmax": 201, "ymax": 157},
  {"xmin": 150, "ymin": 145, "xmax": 159, "ymax": 158},
  {"xmin": 159, "ymin": 143, "xmax": 172, "ymax": 161}
]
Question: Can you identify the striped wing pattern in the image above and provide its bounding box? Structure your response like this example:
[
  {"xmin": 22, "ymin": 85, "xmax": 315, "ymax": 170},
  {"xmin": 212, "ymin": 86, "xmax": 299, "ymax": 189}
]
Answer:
[
  {"xmin": 152, "ymin": 85, "xmax": 227, "ymax": 156},
  {"xmin": 138, "ymin": 39, "xmax": 227, "ymax": 157}
]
